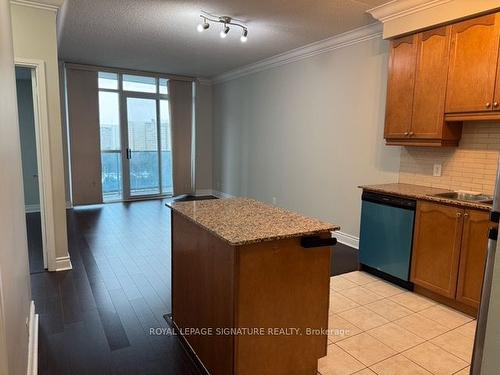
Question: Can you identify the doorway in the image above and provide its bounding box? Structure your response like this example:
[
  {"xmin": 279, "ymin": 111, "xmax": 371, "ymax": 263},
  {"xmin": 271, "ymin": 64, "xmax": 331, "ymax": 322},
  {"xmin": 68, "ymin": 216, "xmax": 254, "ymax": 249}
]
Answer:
[
  {"xmin": 98, "ymin": 72, "xmax": 172, "ymax": 202},
  {"xmin": 16, "ymin": 66, "xmax": 45, "ymax": 273}
]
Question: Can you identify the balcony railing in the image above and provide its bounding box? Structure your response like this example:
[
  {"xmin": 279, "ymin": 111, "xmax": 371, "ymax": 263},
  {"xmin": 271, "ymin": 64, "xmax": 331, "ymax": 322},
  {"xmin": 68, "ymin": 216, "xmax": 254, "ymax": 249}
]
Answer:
[{"xmin": 101, "ymin": 150, "xmax": 173, "ymax": 201}]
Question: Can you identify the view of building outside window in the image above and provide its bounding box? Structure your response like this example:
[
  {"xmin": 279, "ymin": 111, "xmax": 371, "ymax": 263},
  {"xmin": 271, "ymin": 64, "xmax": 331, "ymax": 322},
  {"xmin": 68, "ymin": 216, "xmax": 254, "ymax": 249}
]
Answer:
[
  {"xmin": 98, "ymin": 72, "xmax": 172, "ymax": 201},
  {"xmin": 99, "ymin": 90, "xmax": 122, "ymax": 200}
]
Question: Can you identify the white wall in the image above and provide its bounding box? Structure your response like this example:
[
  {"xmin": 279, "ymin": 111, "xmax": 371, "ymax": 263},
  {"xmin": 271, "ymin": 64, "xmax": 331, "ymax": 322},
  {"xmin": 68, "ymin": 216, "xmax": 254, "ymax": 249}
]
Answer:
[
  {"xmin": 11, "ymin": 3, "xmax": 69, "ymax": 261},
  {"xmin": 0, "ymin": 0, "xmax": 32, "ymax": 373},
  {"xmin": 212, "ymin": 36, "xmax": 401, "ymax": 238}
]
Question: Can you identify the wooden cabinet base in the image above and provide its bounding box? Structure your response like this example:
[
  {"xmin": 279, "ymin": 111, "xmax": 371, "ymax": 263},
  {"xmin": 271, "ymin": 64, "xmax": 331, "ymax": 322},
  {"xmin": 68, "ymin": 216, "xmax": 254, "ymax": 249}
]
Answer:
[
  {"xmin": 385, "ymin": 137, "xmax": 461, "ymax": 147},
  {"xmin": 171, "ymin": 211, "xmax": 331, "ymax": 375},
  {"xmin": 414, "ymin": 285, "xmax": 478, "ymax": 317},
  {"xmin": 445, "ymin": 112, "xmax": 500, "ymax": 122}
]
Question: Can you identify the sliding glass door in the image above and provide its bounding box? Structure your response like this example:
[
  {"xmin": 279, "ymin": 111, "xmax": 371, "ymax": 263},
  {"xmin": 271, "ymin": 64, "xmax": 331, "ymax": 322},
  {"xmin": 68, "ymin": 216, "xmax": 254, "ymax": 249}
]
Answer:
[
  {"xmin": 98, "ymin": 72, "xmax": 172, "ymax": 201},
  {"xmin": 124, "ymin": 96, "xmax": 160, "ymax": 197}
]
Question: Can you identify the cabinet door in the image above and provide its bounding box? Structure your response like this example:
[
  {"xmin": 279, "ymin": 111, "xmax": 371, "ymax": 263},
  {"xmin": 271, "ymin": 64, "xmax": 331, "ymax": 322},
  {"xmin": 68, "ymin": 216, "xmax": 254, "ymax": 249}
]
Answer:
[
  {"xmin": 411, "ymin": 26, "xmax": 451, "ymax": 139},
  {"xmin": 456, "ymin": 210, "xmax": 490, "ymax": 308},
  {"xmin": 411, "ymin": 202, "xmax": 463, "ymax": 298},
  {"xmin": 384, "ymin": 34, "xmax": 418, "ymax": 139},
  {"xmin": 445, "ymin": 13, "xmax": 500, "ymax": 113}
]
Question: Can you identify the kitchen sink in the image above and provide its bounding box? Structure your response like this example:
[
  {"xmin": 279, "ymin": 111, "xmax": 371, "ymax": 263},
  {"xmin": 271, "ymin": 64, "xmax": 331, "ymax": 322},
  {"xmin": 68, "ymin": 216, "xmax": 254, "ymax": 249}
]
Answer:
[{"xmin": 430, "ymin": 191, "xmax": 493, "ymax": 204}]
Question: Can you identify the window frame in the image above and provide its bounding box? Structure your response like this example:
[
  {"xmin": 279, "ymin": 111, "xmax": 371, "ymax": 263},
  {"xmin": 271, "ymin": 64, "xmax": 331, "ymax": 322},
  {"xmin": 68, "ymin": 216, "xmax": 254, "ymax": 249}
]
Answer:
[{"xmin": 97, "ymin": 70, "xmax": 172, "ymax": 201}]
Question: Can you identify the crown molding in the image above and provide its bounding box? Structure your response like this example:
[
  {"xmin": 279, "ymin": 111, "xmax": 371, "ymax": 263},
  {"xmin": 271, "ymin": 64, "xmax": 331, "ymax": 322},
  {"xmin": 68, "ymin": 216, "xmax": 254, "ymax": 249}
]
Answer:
[
  {"xmin": 367, "ymin": 0, "xmax": 452, "ymax": 23},
  {"xmin": 10, "ymin": 0, "xmax": 61, "ymax": 12},
  {"xmin": 211, "ymin": 22, "xmax": 382, "ymax": 85},
  {"xmin": 196, "ymin": 78, "xmax": 213, "ymax": 86}
]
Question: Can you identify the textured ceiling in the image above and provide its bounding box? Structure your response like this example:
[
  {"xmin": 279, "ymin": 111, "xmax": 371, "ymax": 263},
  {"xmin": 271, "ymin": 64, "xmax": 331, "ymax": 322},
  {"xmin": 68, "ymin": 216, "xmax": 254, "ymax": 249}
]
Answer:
[{"xmin": 57, "ymin": 0, "xmax": 386, "ymax": 78}]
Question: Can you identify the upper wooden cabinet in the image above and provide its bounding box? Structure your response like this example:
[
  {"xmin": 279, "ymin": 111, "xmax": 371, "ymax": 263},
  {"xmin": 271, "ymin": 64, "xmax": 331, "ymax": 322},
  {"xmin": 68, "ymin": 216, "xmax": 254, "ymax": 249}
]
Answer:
[
  {"xmin": 445, "ymin": 14, "xmax": 500, "ymax": 115},
  {"xmin": 384, "ymin": 11, "xmax": 500, "ymax": 145},
  {"xmin": 384, "ymin": 27, "xmax": 462, "ymax": 146},
  {"xmin": 385, "ymin": 35, "xmax": 418, "ymax": 140}
]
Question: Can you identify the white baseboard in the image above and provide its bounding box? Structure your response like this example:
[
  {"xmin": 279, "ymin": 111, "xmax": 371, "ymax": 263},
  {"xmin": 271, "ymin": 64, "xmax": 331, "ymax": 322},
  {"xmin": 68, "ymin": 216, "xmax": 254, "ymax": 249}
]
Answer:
[
  {"xmin": 54, "ymin": 255, "xmax": 72, "ymax": 271},
  {"xmin": 194, "ymin": 189, "xmax": 235, "ymax": 199},
  {"xmin": 334, "ymin": 231, "xmax": 359, "ymax": 249},
  {"xmin": 211, "ymin": 190, "xmax": 235, "ymax": 198},
  {"xmin": 25, "ymin": 204, "xmax": 40, "ymax": 213},
  {"xmin": 194, "ymin": 189, "xmax": 215, "ymax": 196},
  {"xmin": 27, "ymin": 301, "xmax": 38, "ymax": 375}
]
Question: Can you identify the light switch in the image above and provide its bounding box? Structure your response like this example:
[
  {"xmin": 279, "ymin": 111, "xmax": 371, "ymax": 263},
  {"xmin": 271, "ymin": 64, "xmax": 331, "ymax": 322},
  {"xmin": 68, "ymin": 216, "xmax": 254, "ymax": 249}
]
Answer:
[{"xmin": 433, "ymin": 164, "xmax": 442, "ymax": 177}]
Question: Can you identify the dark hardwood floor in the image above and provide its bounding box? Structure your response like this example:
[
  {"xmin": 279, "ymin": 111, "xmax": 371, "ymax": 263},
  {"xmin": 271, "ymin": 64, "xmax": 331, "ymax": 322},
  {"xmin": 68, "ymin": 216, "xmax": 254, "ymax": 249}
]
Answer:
[
  {"xmin": 331, "ymin": 242, "xmax": 359, "ymax": 276},
  {"xmin": 28, "ymin": 198, "xmax": 358, "ymax": 375},
  {"xmin": 26, "ymin": 212, "xmax": 44, "ymax": 274},
  {"xmin": 31, "ymin": 200, "xmax": 201, "ymax": 375}
]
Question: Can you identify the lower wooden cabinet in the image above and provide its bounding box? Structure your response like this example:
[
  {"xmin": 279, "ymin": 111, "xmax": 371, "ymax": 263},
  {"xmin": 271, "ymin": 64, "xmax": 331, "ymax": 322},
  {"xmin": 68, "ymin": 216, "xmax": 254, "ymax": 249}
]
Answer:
[
  {"xmin": 456, "ymin": 209, "xmax": 491, "ymax": 308},
  {"xmin": 411, "ymin": 201, "xmax": 463, "ymax": 298},
  {"xmin": 411, "ymin": 201, "xmax": 490, "ymax": 309}
]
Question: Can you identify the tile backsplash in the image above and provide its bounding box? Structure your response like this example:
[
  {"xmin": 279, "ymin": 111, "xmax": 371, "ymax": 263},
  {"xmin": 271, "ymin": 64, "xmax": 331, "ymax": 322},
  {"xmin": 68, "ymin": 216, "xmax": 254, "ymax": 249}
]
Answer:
[{"xmin": 399, "ymin": 123, "xmax": 500, "ymax": 195}]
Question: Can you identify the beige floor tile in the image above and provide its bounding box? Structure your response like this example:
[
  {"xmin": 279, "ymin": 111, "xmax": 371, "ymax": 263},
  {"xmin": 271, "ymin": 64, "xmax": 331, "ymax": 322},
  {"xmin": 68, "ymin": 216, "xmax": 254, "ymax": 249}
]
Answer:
[
  {"xmin": 453, "ymin": 320, "xmax": 477, "ymax": 340},
  {"xmin": 370, "ymin": 354, "xmax": 431, "ymax": 375},
  {"xmin": 338, "ymin": 306, "xmax": 389, "ymax": 331},
  {"xmin": 431, "ymin": 329, "xmax": 474, "ymax": 362},
  {"xmin": 318, "ymin": 343, "xmax": 365, "ymax": 375},
  {"xmin": 403, "ymin": 342, "xmax": 469, "ymax": 375},
  {"xmin": 367, "ymin": 322, "xmax": 425, "ymax": 352},
  {"xmin": 363, "ymin": 280, "xmax": 406, "ymax": 298},
  {"xmin": 329, "ymin": 314, "xmax": 363, "ymax": 343},
  {"xmin": 337, "ymin": 332, "xmax": 396, "ymax": 366},
  {"xmin": 453, "ymin": 366, "xmax": 470, "ymax": 375},
  {"xmin": 389, "ymin": 292, "xmax": 436, "ymax": 312},
  {"xmin": 394, "ymin": 313, "xmax": 449, "ymax": 340},
  {"xmin": 331, "ymin": 276, "xmax": 358, "ymax": 292},
  {"xmin": 353, "ymin": 369, "xmax": 376, "ymax": 375},
  {"xmin": 418, "ymin": 305, "xmax": 473, "ymax": 330},
  {"xmin": 342, "ymin": 271, "xmax": 380, "ymax": 285},
  {"xmin": 365, "ymin": 299, "xmax": 413, "ymax": 321},
  {"xmin": 330, "ymin": 292, "xmax": 360, "ymax": 314},
  {"xmin": 339, "ymin": 286, "xmax": 384, "ymax": 305}
]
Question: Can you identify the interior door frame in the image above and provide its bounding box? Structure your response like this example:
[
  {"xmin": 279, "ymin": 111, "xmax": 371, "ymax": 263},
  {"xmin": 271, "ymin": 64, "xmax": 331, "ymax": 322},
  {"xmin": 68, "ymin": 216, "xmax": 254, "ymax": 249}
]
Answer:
[
  {"xmin": 121, "ymin": 90, "xmax": 165, "ymax": 200},
  {"xmin": 15, "ymin": 58, "xmax": 56, "ymax": 271}
]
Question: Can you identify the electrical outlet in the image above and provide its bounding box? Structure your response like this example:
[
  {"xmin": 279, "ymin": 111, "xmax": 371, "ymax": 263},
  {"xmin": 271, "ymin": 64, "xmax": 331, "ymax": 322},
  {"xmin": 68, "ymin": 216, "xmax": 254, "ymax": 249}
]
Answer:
[
  {"xmin": 433, "ymin": 164, "xmax": 442, "ymax": 177},
  {"xmin": 272, "ymin": 197, "xmax": 277, "ymax": 205}
]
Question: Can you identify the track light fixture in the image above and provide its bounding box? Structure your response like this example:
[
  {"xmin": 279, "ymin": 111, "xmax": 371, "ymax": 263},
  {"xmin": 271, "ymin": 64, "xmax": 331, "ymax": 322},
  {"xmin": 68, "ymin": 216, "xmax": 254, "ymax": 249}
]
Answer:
[{"xmin": 198, "ymin": 11, "xmax": 248, "ymax": 43}]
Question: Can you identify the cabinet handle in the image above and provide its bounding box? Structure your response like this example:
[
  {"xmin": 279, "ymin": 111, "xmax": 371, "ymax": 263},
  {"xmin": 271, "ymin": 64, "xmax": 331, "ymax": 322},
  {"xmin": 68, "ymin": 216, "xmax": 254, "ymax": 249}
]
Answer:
[
  {"xmin": 494, "ymin": 102, "xmax": 499, "ymax": 108},
  {"xmin": 409, "ymin": 132, "xmax": 414, "ymax": 136},
  {"xmin": 456, "ymin": 212, "xmax": 462, "ymax": 218},
  {"xmin": 464, "ymin": 212, "xmax": 469, "ymax": 219},
  {"xmin": 404, "ymin": 132, "xmax": 409, "ymax": 136},
  {"xmin": 486, "ymin": 102, "xmax": 491, "ymax": 108}
]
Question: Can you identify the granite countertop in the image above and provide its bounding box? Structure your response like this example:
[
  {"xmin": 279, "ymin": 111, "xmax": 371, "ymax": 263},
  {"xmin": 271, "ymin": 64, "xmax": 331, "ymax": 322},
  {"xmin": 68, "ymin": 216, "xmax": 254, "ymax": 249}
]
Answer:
[
  {"xmin": 360, "ymin": 183, "xmax": 492, "ymax": 211},
  {"xmin": 167, "ymin": 198, "xmax": 339, "ymax": 246}
]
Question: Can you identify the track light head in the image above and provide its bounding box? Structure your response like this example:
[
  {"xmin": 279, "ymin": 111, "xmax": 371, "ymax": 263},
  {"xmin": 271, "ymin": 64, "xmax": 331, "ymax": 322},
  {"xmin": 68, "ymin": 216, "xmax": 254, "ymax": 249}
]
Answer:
[
  {"xmin": 240, "ymin": 28, "xmax": 248, "ymax": 42},
  {"xmin": 220, "ymin": 24, "xmax": 230, "ymax": 38},
  {"xmin": 197, "ymin": 18, "xmax": 209, "ymax": 32}
]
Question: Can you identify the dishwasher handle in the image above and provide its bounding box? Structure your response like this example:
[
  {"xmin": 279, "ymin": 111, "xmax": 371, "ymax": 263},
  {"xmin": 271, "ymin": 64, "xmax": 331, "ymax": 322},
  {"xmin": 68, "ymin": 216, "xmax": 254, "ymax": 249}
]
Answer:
[{"xmin": 362, "ymin": 191, "xmax": 416, "ymax": 210}]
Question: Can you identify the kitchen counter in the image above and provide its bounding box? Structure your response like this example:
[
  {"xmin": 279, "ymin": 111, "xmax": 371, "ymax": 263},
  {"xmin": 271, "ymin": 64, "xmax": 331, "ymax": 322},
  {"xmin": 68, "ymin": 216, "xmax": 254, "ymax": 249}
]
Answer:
[
  {"xmin": 360, "ymin": 183, "xmax": 492, "ymax": 211},
  {"xmin": 168, "ymin": 197, "xmax": 335, "ymax": 374},
  {"xmin": 167, "ymin": 197, "xmax": 339, "ymax": 246}
]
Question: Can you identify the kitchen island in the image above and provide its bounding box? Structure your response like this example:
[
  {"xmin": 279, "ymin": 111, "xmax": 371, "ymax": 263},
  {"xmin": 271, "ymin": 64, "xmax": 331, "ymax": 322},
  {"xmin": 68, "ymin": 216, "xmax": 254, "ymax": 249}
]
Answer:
[{"xmin": 167, "ymin": 198, "xmax": 338, "ymax": 375}]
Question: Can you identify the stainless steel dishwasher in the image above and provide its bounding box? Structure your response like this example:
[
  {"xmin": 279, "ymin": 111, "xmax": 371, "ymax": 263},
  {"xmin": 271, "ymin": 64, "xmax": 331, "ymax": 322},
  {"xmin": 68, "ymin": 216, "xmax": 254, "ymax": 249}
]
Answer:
[{"xmin": 359, "ymin": 191, "xmax": 416, "ymax": 287}]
